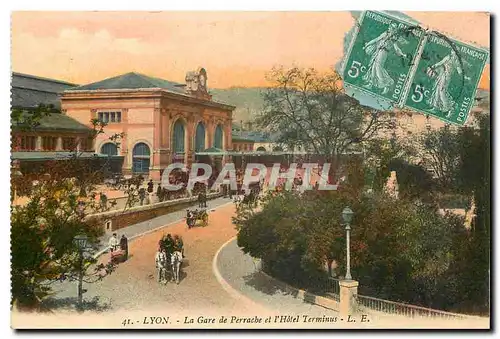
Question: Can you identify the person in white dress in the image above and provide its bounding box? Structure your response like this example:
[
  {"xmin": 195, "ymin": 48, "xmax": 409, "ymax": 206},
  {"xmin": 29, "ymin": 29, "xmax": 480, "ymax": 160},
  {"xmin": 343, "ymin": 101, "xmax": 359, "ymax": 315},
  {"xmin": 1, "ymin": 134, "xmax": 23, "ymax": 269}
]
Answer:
[{"xmin": 108, "ymin": 233, "xmax": 119, "ymax": 253}]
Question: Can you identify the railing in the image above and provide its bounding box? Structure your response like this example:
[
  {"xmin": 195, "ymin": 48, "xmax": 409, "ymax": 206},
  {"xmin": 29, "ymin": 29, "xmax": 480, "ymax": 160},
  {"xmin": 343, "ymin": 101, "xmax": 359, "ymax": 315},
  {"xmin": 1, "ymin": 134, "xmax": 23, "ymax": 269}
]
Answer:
[
  {"xmin": 356, "ymin": 294, "xmax": 479, "ymax": 320},
  {"xmin": 324, "ymin": 277, "xmax": 340, "ymax": 301}
]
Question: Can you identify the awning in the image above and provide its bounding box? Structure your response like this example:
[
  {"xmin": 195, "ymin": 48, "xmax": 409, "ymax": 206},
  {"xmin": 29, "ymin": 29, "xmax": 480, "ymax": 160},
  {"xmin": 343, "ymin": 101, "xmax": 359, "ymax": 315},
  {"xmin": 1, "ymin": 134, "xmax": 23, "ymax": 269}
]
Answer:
[
  {"xmin": 11, "ymin": 151, "xmax": 123, "ymax": 161},
  {"xmin": 195, "ymin": 147, "xmax": 226, "ymax": 156}
]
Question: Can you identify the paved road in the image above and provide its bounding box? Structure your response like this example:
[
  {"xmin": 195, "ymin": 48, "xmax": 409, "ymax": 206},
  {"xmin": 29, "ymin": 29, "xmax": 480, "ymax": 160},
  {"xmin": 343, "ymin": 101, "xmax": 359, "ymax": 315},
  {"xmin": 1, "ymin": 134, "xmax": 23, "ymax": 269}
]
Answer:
[
  {"xmin": 48, "ymin": 200, "xmax": 268, "ymax": 317},
  {"xmin": 95, "ymin": 196, "xmax": 230, "ymax": 253},
  {"xmin": 216, "ymin": 238, "xmax": 338, "ymax": 316},
  {"xmin": 17, "ymin": 193, "xmax": 488, "ymax": 329}
]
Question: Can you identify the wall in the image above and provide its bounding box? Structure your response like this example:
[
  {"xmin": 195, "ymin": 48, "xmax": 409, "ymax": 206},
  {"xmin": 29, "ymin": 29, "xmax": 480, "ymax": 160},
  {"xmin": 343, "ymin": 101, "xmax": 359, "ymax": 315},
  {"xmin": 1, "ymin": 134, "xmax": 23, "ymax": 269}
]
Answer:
[{"xmin": 88, "ymin": 192, "xmax": 222, "ymax": 232}]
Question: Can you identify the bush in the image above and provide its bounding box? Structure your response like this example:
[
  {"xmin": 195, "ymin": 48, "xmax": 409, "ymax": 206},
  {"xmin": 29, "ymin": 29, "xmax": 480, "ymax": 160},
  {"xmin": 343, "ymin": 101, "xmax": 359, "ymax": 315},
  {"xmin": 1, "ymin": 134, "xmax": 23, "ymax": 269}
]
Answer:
[{"xmin": 235, "ymin": 188, "xmax": 486, "ymax": 314}]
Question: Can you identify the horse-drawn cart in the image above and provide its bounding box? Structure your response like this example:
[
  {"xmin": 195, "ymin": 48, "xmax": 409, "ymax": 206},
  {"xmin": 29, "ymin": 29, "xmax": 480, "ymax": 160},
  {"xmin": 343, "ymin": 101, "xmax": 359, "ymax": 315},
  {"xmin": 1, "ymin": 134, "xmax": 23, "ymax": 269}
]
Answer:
[{"xmin": 186, "ymin": 209, "xmax": 208, "ymax": 228}]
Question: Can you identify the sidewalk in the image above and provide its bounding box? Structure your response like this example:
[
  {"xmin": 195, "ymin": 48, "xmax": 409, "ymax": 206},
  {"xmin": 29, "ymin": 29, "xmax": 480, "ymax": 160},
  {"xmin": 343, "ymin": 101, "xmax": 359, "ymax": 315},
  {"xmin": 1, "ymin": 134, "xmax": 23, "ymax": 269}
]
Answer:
[
  {"xmin": 96, "ymin": 196, "xmax": 232, "ymax": 253},
  {"xmin": 215, "ymin": 238, "xmax": 338, "ymax": 316}
]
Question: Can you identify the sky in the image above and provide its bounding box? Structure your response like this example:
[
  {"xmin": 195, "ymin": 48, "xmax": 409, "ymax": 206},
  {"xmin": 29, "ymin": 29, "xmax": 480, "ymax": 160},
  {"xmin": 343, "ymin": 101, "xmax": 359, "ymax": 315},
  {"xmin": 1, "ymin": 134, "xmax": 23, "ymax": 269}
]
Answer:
[{"xmin": 11, "ymin": 11, "xmax": 490, "ymax": 89}]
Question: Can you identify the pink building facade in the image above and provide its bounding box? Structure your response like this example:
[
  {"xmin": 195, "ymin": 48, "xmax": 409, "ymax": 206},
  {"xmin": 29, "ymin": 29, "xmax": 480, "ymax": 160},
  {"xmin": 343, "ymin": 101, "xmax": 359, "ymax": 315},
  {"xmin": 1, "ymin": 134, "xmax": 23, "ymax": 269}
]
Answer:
[{"xmin": 61, "ymin": 68, "xmax": 235, "ymax": 180}]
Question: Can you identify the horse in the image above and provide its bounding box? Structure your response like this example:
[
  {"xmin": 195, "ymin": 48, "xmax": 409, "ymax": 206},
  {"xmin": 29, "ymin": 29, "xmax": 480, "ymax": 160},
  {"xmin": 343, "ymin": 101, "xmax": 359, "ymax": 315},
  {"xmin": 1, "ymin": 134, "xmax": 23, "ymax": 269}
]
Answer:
[
  {"xmin": 155, "ymin": 250, "xmax": 169, "ymax": 284},
  {"xmin": 171, "ymin": 250, "xmax": 183, "ymax": 284}
]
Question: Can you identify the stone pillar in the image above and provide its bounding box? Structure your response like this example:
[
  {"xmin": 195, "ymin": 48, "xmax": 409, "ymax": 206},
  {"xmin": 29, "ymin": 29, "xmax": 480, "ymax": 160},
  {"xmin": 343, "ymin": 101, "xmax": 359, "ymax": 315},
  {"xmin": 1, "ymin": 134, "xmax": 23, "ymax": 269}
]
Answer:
[
  {"xmin": 121, "ymin": 108, "xmax": 129, "ymax": 174},
  {"xmin": 186, "ymin": 116, "xmax": 194, "ymax": 167},
  {"xmin": 207, "ymin": 117, "xmax": 214, "ymax": 148},
  {"xmin": 150, "ymin": 108, "xmax": 162, "ymax": 180},
  {"xmin": 36, "ymin": 136, "xmax": 42, "ymax": 151},
  {"xmin": 56, "ymin": 137, "xmax": 63, "ymax": 151},
  {"xmin": 339, "ymin": 280, "xmax": 359, "ymax": 317},
  {"xmin": 225, "ymin": 121, "xmax": 232, "ymax": 150}
]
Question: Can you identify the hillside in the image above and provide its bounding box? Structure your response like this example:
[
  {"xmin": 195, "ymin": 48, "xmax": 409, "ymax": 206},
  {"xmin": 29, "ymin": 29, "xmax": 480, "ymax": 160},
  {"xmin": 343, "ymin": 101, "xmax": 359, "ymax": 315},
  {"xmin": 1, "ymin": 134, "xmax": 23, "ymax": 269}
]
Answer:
[{"xmin": 210, "ymin": 87, "xmax": 266, "ymax": 122}]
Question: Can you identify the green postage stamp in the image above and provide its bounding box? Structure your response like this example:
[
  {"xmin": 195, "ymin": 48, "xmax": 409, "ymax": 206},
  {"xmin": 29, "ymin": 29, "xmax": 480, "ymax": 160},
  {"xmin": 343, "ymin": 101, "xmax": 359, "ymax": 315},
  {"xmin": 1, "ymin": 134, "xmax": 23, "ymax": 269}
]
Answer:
[
  {"xmin": 404, "ymin": 33, "xmax": 488, "ymax": 125},
  {"xmin": 342, "ymin": 10, "xmax": 488, "ymax": 125},
  {"xmin": 342, "ymin": 11, "xmax": 425, "ymax": 106}
]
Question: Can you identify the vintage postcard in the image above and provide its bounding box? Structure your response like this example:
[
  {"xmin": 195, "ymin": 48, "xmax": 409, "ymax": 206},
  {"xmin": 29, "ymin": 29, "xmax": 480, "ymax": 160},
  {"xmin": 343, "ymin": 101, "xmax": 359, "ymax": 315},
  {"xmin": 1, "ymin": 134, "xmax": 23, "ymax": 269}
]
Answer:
[{"xmin": 10, "ymin": 10, "xmax": 490, "ymax": 329}]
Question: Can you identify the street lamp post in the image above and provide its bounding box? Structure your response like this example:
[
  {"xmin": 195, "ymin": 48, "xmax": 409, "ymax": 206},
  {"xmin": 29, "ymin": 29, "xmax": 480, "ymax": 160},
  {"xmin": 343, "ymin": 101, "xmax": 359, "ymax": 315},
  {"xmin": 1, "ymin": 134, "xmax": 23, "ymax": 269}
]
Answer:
[
  {"xmin": 73, "ymin": 234, "xmax": 88, "ymax": 311},
  {"xmin": 342, "ymin": 207, "xmax": 354, "ymax": 281}
]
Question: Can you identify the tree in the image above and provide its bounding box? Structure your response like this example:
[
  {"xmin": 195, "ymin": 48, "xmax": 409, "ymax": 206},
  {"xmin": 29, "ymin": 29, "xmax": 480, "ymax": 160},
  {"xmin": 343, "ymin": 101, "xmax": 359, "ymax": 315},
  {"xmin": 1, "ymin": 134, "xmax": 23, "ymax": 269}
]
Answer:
[
  {"xmin": 10, "ymin": 105, "xmax": 128, "ymax": 310},
  {"xmin": 11, "ymin": 174, "xmax": 115, "ymax": 310},
  {"xmin": 456, "ymin": 112, "xmax": 490, "ymax": 313},
  {"xmin": 257, "ymin": 67, "xmax": 391, "ymax": 178},
  {"xmin": 363, "ymin": 136, "xmax": 418, "ymax": 192},
  {"xmin": 416, "ymin": 125, "xmax": 461, "ymax": 191},
  {"xmin": 235, "ymin": 184, "xmax": 487, "ymax": 314}
]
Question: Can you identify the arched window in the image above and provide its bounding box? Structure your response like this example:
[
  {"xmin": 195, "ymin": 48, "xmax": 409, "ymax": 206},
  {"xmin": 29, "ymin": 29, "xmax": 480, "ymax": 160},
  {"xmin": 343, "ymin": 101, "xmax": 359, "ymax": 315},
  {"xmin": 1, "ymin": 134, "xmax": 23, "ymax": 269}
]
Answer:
[
  {"xmin": 256, "ymin": 146, "xmax": 266, "ymax": 152},
  {"xmin": 173, "ymin": 120, "xmax": 185, "ymax": 153},
  {"xmin": 273, "ymin": 146, "xmax": 284, "ymax": 152},
  {"xmin": 195, "ymin": 122, "xmax": 206, "ymax": 152},
  {"xmin": 132, "ymin": 142, "xmax": 150, "ymax": 173},
  {"xmin": 100, "ymin": 143, "xmax": 118, "ymax": 156},
  {"xmin": 214, "ymin": 125, "xmax": 223, "ymax": 149}
]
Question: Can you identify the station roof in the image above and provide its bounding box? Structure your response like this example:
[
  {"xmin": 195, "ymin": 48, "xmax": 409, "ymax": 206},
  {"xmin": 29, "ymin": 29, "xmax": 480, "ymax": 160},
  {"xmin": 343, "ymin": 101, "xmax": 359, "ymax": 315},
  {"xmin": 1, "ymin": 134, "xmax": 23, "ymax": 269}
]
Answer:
[
  {"xmin": 11, "ymin": 72, "xmax": 78, "ymax": 110},
  {"xmin": 72, "ymin": 72, "xmax": 185, "ymax": 93},
  {"xmin": 12, "ymin": 112, "xmax": 92, "ymax": 133}
]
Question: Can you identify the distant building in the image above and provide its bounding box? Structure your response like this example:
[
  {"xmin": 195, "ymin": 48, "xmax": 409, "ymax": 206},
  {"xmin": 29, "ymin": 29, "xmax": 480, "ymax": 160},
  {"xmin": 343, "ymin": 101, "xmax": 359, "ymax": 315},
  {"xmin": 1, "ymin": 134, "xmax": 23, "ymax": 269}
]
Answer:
[
  {"xmin": 11, "ymin": 73, "xmax": 97, "ymax": 174},
  {"xmin": 232, "ymin": 135, "xmax": 254, "ymax": 152},
  {"xmin": 61, "ymin": 68, "xmax": 235, "ymax": 179}
]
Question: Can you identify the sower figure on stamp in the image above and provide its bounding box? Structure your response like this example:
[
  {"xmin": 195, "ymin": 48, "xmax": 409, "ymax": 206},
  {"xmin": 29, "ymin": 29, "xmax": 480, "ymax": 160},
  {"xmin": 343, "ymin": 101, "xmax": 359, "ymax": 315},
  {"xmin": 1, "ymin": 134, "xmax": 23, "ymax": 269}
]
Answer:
[
  {"xmin": 362, "ymin": 23, "xmax": 408, "ymax": 95},
  {"xmin": 425, "ymin": 50, "xmax": 468, "ymax": 117}
]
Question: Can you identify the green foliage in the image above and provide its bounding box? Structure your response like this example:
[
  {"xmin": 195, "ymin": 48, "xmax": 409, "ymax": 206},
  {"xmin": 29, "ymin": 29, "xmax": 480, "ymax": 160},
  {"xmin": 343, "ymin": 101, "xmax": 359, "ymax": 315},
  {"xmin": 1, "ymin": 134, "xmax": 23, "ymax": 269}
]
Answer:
[
  {"xmin": 10, "ymin": 174, "xmax": 115, "ymax": 309},
  {"xmin": 10, "ymin": 105, "xmax": 126, "ymax": 310},
  {"xmin": 257, "ymin": 67, "xmax": 391, "ymax": 163},
  {"xmin": 235, "ymin": 186, "xmax": 487, "ymax": 314},
  {"xmin": 11, "ymin": 104, "xmax": 60, "ymax": 131},
  {"xmin": 363, "ymin": 137, "xmax": 417, "ymax": 192},
  {"xmin": 417, "ymin": 125, "xmax": 462, "ymax": 190},
  {"xmin": 390, "ymin": 159, "xmax": 435, "ymax": 202}
]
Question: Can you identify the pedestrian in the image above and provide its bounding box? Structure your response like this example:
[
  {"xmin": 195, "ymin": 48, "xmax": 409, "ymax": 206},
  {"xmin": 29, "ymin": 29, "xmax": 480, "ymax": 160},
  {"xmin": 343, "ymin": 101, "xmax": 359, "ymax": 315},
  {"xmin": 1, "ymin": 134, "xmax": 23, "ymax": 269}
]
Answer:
[
  {"xmin": 120, "ymin": 234, "xmax": 129, "ymax": 261},
  {"xmin": 139, "ymin": 187, "xmax": 146, "ymax": 205},
  {"xmin": 163, "ymin": 233, "xmax": 174, "ymax": 262},
  {"xmin": 186, "ymin": 209, "xmax": 194, "ymax": 229},
  {"xmin": 198, "ymin": 192, "xmax": 203, "ymax": 208},
  {"xmin": 173, "ymin": 234, "xmax": 185, "ymax": 258},
  {"xmin": 108, "ymin": 233, "xmax": 119, "ymax": 253},
  {"xmin": 202, "ymin": 190, "xmax": 207, "ymax": 207},
  {"xmin": 147, "ymin": 179, "xmax": 154, "ymax": 203},
  {"xmin": 100, "ymin": 192, "xmax": 108, "ymax": 210},
  {"xmin": 156, "ymin": 183, "xmax": 163, "ymax": 202}
]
